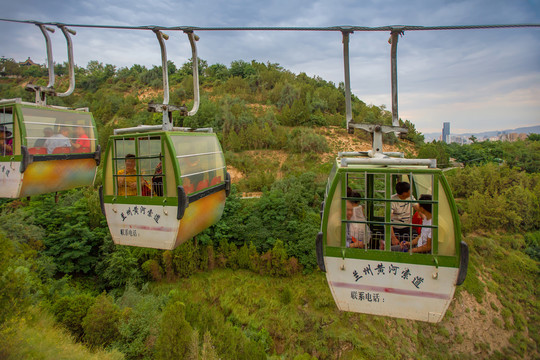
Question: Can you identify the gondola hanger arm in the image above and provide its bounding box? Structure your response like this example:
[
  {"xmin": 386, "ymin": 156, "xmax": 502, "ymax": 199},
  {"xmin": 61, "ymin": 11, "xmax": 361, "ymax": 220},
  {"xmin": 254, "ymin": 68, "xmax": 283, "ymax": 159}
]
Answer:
[
  {"xmin": 184, "ymin": 30, "xmax": 200, "ymax": 116},
  {"xmin": 56, "ymin": 25, "xmax": 76, "ymax": 97}
]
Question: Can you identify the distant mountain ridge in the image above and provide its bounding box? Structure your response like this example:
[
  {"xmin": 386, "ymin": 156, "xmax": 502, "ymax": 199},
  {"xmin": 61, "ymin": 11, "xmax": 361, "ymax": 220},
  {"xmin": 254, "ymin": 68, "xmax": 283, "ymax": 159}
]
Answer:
[{"xmin": 423, "ymin": 124, "xmax": 540, "ymax": 142}]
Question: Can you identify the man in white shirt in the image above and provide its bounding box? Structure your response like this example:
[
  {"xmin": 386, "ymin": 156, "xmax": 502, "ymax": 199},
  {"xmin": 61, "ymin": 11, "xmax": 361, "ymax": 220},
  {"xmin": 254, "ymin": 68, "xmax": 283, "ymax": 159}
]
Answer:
[
  {"xmin": 45, "ymin": 127, "xmax": 71, "ymax": 154},
  {"xmin": 390, "ymin": 182, "xmax": 420, "ymax": 249}
]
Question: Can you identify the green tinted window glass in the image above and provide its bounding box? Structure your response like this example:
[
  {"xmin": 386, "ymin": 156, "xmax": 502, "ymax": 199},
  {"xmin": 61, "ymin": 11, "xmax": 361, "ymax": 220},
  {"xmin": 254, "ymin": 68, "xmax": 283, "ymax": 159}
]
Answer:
[
  {"xmin": 326, "ymin": 163, "xmax": 337, "ymax": 196},
  {"xmin": 437, "ymin": 181, "xmax": 456, "ymax": 256},
  {"xmin": 138, "ymin": 136, "xmax": 164, "ymax": 197},
  {"xmin": 0, "ymin": 106, "xmax": 14, "ymax": 157},
  {"xmin": 170, "ymin": 135, "xmax": 225, "ymax": 193},
  {"xmin": 114, "ymin": 138, "xmax": 137, "ymax": 196},
  {"xmin": 21, "ymin": 107, "xmax": 96, "ymax": 154},
  {"xmin": 327, "ymin": 179, "xmax": 342, "ymax": 247}
]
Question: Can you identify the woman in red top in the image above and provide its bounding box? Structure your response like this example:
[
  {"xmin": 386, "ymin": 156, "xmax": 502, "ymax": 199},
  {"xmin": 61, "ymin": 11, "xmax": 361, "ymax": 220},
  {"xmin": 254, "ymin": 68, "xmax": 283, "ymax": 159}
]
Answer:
[{"xmin": 71, "ymin": 126, "xmax": 91, "ymax": 153}]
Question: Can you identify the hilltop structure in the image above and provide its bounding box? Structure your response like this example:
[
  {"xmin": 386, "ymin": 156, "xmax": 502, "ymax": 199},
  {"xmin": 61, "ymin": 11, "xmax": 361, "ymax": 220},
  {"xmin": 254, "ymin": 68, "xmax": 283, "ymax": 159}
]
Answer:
[{"xmin": 18, "ymin": 57, "xmax": 37, "ymax": 66}]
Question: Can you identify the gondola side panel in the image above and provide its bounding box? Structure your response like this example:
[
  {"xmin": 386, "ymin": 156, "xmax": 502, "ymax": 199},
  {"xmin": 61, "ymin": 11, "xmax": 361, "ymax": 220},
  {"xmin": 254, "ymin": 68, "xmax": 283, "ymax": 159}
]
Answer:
[
  {"xmin": 325, "ymin": 257, "xmax": 458, "ymax": 322},
  {"xmin": 19, "ymin": 158, "xmax": 97, "ymax": 197},
  {"xmin": 174, "ymin": 189, "xmax": 226, "ymax": 247},
  {"xmin": 105, "ymin": 202, "xmax": 180, "ymax": 250},
  {"xmin": 0, "ymin": 161, "xmax": 23, "ymax": 198}
]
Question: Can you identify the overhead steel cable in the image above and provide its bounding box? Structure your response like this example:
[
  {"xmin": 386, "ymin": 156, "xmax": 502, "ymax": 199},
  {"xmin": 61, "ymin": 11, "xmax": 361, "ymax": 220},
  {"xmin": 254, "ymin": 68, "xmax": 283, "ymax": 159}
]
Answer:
[{"xmin": 0, "ymin": 18, "xmax": 539, "ymax": 32}]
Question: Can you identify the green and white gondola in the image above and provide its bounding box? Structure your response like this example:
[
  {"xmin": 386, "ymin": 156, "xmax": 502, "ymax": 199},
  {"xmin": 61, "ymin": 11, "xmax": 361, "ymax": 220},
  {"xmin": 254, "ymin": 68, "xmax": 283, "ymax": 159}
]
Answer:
[{"xmin": 316, "ymin": 153, "xmax": 468, "ymax": 322}]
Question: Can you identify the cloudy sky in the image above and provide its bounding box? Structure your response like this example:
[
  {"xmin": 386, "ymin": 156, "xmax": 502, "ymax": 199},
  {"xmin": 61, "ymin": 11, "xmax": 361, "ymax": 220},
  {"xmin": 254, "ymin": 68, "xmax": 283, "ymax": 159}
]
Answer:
[{"xmin": 1, "ymin": 0, "xmax": 539, "ymax": 134}]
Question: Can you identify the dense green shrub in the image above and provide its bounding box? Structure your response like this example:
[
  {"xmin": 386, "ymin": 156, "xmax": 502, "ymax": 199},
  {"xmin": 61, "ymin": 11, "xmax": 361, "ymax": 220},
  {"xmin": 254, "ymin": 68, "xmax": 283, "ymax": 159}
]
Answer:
[
  {"xmin": 142, "ymin": 259, "xmax": 163, "ymax": 281},
  {"xmin": 445, "ymin": 139, "xmax": 540, "ymax": 173},
  {"xmin": 180, "ymin": 292, "xmax": 267, "ymax": 360},
  {"xmin": 173, "ymin": 239, "xmax": 200, "ymax": 278},
  {"xmin": 417, "ymin": 141, "xmax": 450, "ymax": 168},
  {"xmin": 82, "ymin": 292, "xmax": 121, "ymax": 348},
  {"xmin": 99, "ymin": 247, "xmax": 144, "ymax": 288},
  {"xmin": 286, "ymin": 128, "xmax": 329, "ymax": 154},
  {"xmin": 51, "ymin": 293, "xmax": 95, "ymax": 339},
  {"xmin": 0, "ymin": 233, "xmax": 36, "ymax": 326},
  {"xmin": 267, "ymin": 240, "xmax": 289, "ymax": 276},
  {"xmin": 154, "ymin": 301, "xmax": 195, "ymax": 359},
  {"xmin": 524, "ymin": 231, "xmax": 540, "ymax": 261},
  {"xmin": 113, "ymin": 289, "xmax": 165, "ymax": 359},
  {"xmin": 447, "ymin": 164, "xmax": 540, "ymax": 233},
  {"xmin": 24, "ymin": 191, "xmax": 107, "ymax": 275}
]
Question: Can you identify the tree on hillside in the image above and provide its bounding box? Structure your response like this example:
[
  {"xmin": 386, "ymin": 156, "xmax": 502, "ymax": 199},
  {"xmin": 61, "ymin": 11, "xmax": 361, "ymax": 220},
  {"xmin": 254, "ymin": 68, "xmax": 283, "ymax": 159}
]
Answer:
[
  {"xmin": 400, "ymin": 119, "xmax": 425, "ymax": 146},
  {"xmin": 155, "ymin": 301, "xmax": 195, "ymax": 360},
  {"xmin": 229, "ymin": 60, "xmax": 256, "ymax": 78},
  {"xmin": 177, "ymin": 57, "xmax": 207, "ymax": 78},
  {"xmin": 1, "ymin": 58, "xmax": 22, "ymax": 76},
  {"xmin": 82, "ymin": 292, "xmax": 121, "ymax": 348},
  {"xmin": 206, "ymin": 63, "xmax": 229, "ymax": 81},
  {"xmin": 0, "ymin": 233, "xmax": 35, "ymax": 327},
  {"xmin": 417, "ymin": 141, "xmax": 450, "ymax": 168},
  {"xmin": 275, "ymin": 83, "xmax": 300, "ymax": 110}
]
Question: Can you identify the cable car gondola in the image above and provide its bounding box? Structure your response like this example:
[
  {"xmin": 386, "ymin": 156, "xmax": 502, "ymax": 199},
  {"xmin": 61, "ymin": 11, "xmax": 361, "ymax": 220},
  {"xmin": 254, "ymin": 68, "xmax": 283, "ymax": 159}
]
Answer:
[
  {"xmin": 316, "ymin": 29, "xmax": 468, "ymax": 323},
  {"xmin": 0, "ymin": 25, "xmax": 100, "ymax": 198},
  {"xmin": 99, "ymin": 30, "xmax": 230, "ymax": 250},
  {"xmin": 100, "ymin": 128, "xmax": 229, "ymax": 250}
]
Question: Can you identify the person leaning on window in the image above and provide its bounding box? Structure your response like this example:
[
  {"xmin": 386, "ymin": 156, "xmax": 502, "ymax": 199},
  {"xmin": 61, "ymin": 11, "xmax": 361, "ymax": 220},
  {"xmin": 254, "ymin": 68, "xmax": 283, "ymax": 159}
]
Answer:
[
  {"xmin": 0, "ymin": 125, "xmax": 13, "ymax": 156},
  {"xmin": 117, "ymin": 154, "xmax": 138, "ymax": 196},
  {"xmin": 401, "ymin": 194, "xmax": 433, "ymax": 254}
]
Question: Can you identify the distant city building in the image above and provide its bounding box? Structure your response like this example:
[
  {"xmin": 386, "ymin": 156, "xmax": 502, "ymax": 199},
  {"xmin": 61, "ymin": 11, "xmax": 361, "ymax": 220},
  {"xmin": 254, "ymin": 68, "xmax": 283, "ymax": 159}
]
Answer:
[
  {"xmin": 442, "ymin": 122, "xmax": 450, "ymax": 144},
  {"xmin": 424, "ymin": 125, "xmax": 539, "ymax": 144},
  {"xmin": 450, "ymin": 135, "xmax": 466, "ymax": 145},
  {"xmin": 486, "ymin": 132, "xmax": 528, "ymax": 142}
]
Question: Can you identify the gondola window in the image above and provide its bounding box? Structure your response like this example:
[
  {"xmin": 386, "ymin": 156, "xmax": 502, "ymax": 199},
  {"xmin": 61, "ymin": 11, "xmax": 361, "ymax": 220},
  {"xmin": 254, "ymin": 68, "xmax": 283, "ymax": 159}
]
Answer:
[
  {"xmin": 341, "ymin": 171, "xmax": 440, "ymax": 255},
  {"xmin": 0, "ymin": 106, "xmax": 15, "ymax": 157}
]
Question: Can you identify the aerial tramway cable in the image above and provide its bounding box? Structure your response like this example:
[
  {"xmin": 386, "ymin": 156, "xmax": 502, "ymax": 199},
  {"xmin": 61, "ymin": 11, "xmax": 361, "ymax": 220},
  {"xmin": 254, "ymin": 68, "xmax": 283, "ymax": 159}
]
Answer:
[{"xmin": 0, "ymin": 18, "xmax": 539, "ymax": 32}]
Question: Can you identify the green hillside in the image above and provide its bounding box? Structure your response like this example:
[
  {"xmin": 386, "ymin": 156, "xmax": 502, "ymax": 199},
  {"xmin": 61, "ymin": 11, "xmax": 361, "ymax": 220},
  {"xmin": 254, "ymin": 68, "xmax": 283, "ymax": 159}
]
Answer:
[{"xmin": 0, "ymin": 59, "xmax": 539, "ymax": 359}]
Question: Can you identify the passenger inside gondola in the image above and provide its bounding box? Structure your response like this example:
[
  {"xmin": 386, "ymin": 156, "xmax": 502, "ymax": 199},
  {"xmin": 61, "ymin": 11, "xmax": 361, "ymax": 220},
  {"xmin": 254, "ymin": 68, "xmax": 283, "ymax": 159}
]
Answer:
[
  {"xmin": 390, "ymin": 181, "xmax": 420, "ymax": 248},
  {"xmin": 45, "ymin": 127, "xmax": 71, "ymax": 154},
  {"xmin": 71, "ymin": 126, "xmax": 90, "ymax": 153},
  {"xmin": 0, "ymin": 125, "xmax": 13, "ymax": 156},
  {"xmin": 346, "ymin": 194, "xmax": 370, "ymax": 248},
  {"xmin": 183, "ymin": 155, "xmax": 205, "ymax": 193},
  {"xmin": 401, "ymin": 194, "xmax": 432, "ymax": 254},
  {"xmin": 34, "ymin": 127, "xmax": 53, "ymax": 148},
  {"xmin": 117, "ymin": 154, "xmax": 138, "ymax": 196},
  {"xmin": 152, "ymin": 160, "xmax": 164, "ymax": 197}
]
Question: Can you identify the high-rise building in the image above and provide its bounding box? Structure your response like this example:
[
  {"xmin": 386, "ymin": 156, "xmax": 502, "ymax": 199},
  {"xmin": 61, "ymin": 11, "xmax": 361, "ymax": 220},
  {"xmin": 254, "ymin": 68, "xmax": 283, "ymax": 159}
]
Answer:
[{"xmin": 442, "ymin": 122, "xmax": 450, "ymax": 143}]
